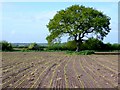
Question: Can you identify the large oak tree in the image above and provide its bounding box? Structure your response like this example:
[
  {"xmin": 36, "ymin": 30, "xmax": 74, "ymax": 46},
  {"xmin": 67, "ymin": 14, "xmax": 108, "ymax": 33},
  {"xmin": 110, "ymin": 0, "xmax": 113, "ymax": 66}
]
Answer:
[{"xmin": 46, "ymin": 5, "xmax": 111, "ymax": 51}]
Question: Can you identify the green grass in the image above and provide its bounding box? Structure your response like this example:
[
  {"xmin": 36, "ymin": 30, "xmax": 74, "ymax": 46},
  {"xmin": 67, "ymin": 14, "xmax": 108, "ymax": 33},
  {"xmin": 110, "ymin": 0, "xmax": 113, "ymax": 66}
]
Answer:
[
  {"xmin": 1, "ymin": 47, "xmax": 119, "ymax": 54},
  {"xmin": 66, "ymin": 50, "xmax": 95, "ymax": 55}
]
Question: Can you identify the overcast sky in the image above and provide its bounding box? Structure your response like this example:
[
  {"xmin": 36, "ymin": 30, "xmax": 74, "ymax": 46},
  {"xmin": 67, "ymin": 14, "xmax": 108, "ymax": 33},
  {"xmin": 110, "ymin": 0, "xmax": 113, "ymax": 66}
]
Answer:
[{"xmin": 1, "ymin": 2, "xmax": 118, "ymax": 43}]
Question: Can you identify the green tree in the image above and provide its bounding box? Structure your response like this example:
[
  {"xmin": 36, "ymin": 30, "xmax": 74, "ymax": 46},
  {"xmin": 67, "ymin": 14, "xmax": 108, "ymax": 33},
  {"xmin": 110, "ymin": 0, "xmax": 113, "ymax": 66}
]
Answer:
[
  {"xmin": 46, "ymin": 5, "xmax": 111, "ymax": 51},
  {"xmin": 65, "ymin": 40, "xmax": 77, "ymax": 51},
  {"xmin": 112, "ymin": 43, "xmax": 120, "ymax": 50},
  {"xmin": 28, "ymin": 43, "xmax": 40, "ymax": 50},
  {"xmin": 0, "ymin": 41, "xmax": 13, "ymax": 51},
  {"xmin": 82, "ymin": 38, "xmax": 104, "ymax": 50}
]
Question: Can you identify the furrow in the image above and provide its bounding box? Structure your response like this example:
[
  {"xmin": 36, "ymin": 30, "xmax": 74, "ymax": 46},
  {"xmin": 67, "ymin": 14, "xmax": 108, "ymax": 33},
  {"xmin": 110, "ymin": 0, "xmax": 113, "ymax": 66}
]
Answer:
[
  {"xmin": 84, "ymin": 56, "xmax": 118, "ymax": 88},
  {"xmin": 51, "ymin": 56, "xmax": 68, "ymax": 88},
  {"xmin": 78, "ymin": 56, "xmax": 101, "ymax": 88},
  {"xmin": 87, "ymin": 56, "xmax": 118, "ymax": 74},
  {"xmin": 64, "ymin": 57, "xmax": 70, "ymax": 89},
  {"xmin": 15, "ymin": 57, "xmax": 59, "ymax": 88},
  {"xmin": 2, "ymin": 58, "xmax": 53, "ymax": 88},
  {"xmin": 29, "ymin": 56, "xmax": 63, "ymax": 88},
  {"xmin": 73, "ymin": 56, "xmax": 84, "ymax": 89},
  {"xmin": 90, "ymin": 55, "xmax": 118, "ymax": 71},
  {"xmin": 48, "ymin": 56, "xmax": 68, "ymax": 88}
]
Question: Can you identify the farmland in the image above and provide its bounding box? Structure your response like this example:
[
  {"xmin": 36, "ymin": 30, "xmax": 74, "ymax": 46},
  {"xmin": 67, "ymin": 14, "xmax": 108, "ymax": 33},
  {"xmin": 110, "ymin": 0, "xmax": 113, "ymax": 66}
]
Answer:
[{"xmin": 1, "ymin": 52, "xmax": 119, "ymax": 89}]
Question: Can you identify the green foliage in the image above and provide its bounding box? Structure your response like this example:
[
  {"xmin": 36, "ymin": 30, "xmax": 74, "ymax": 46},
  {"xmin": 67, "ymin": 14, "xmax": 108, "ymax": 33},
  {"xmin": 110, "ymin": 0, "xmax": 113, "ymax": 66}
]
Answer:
[
  {"xmin": 47, "ymin": 41, "xmax": 76, "ymax": 51},
  {"xmin": 66, "ymin": 50, "xmax": 95, "ymax": 55},
  {"xmin": 111, "ymin": 43, "xmax": 120, "ymax": 50},
  {"xmin": 65, "ymin": 40, "xmax": 77, "ymax": 51},
  {"xmin": 81, "ymin": 38, "xmax": 104, "ymax": 50},
  {"xmin": 0, "ymin": 41, "xmax": 13, "ymax": 51},
  {"xmin": 21, "ymin": 48, "xmax": 29, "ymax": 52},
  {"xmin": 28, "ymin": 43, "xmax": 40, "ymax": 50},
  {"xmin": 102, "ymin": 43, "xmax": 112, "ymax": 51},
  {"xmin": 46, "ymin": 5, "xmax": 111, "ymax": 51},
  {"xmin": 46, "ymin": 38, "xmax": 120, "ymax": 52},
  {"xmin": 39, "ymin": 46, "xmax": 48, "ymax": 51},
  {"xmin": 47, "ymin": 43, "xmax": 62, "ymax": 51},
  {"xmin": 15, "ymin": 45, "xmax": 28, "ymax": 48},
  {"xmin": 103, "ymin": 43, "xmax": 120, "ymax": 51},
  {"xmin": 21, "ymin": 45, "xmax": 47, "ymax": 52}
]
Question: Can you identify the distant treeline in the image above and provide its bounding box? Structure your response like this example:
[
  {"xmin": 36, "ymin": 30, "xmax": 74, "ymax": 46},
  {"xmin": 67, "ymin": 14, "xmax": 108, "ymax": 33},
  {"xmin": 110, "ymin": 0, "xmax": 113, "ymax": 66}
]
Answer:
[
  {"xmin": 0, "ymin": 38, "xmax": 120, "ymax": 52},
  {"xmin": 11, "ymin": 43, "xmax": 48, "ymax": 47}
]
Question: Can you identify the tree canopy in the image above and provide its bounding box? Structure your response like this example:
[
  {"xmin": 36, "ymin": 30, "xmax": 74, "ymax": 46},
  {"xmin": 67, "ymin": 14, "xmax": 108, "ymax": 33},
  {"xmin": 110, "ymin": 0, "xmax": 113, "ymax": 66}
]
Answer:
[
  {"xmin": 46, "ymin": 5, "xmax": 111, "ymax": 51},
  {"xmin": 28, "ymin": 43, "xmax": 40, "ymax": 50},
  {"xmin": 0, "ymin": 41, "xmax": 13, "ymax": 51}
]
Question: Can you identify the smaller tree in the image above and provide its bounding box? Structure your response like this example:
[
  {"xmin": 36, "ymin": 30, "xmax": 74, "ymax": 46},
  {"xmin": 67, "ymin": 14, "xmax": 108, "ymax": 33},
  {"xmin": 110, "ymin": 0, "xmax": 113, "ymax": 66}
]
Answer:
[
  {"xmin": 103, "ymin": 43, "xmax": 112, "ymax": 51},
  {"xmin": 47, "ymin": 43, "xmax": 61, "ymax": 51},
  {"xmin": 28, "ymin": 43, "xmax": 40, "ymax": 50},
  {"xmin": 0, "ymin": 41, "xmax": 13, "ymax": 51},
  {"xmin": 65, "ymin": 40, "xmax": 77, "ymax": 51},
  {"xmin": 112, "ymin": 44, "xmax": 120, "ymax": 50},
  {"xmin": 83, "ymin": 38, "xmax": 104, "ymax": 50}
]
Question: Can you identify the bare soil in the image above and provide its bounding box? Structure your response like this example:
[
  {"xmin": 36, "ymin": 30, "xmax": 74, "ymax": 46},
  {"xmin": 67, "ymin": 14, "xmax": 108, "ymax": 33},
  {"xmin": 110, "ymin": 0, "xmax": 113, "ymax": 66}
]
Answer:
[{"xmin": 1, "ymin": 52, "xmax": 119, "ymax": 89}]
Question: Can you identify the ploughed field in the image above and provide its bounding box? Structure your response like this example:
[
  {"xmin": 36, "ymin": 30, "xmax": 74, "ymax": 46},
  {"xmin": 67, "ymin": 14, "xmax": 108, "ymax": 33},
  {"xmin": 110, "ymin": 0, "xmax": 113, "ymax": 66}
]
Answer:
[{"xmin": 1, "ymin": 52, "xmax": 118, "ymax": 89}]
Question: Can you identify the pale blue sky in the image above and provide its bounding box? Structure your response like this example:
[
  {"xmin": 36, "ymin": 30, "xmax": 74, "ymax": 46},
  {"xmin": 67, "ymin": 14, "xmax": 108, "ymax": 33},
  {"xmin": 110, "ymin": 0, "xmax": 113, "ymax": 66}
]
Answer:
[{"xmin": 2, "ymin": 2, "xmax": 118, "ymax": 43}]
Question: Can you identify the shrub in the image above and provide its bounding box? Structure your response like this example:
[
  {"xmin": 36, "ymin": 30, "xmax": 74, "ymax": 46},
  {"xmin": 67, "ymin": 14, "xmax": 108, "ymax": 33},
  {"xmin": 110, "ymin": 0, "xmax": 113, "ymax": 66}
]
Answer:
[
  {"xmin": 66, "ymin": 50, "xmax": 95, "ymax": 55},
  {"xmin": 81, "ymin": 38, "xmax": 104, "ymax": 50},
  {"xmin": 21, "ymin": 48, "xmax": 29, "ymax": 52},
  {"xmin": 112, "ymin": 43, "xmax": 120, "ymax": 50},
  {"xmin": 0, "ymin": 41, "xmax": 13, "ymax": 51},
  {"xmin": 47, "ymin": 43, "xmax": 62, "ymax": 51},
  {"xmin": 102, "ymin": 43, "xmax": 112, "ymax": 51},
  {"xmin": 28, "ymin": 43, "xmax": 40, "ymax": 50},
  {"xmin": 77, "ymin": 50, "xmax": 95, "ymax": 55},
  {"xmin": 47, "ymin": 41, "xmax": 77, "ymax": 51},
  {"xmin": 65, "ymin": 40, "xmax": 77, "ymax": 51},
  {"xmin": 17, "ymin": 45, "xmax": 28, "ymax": 48},
  {"xmin": 39, "ymin": 46, "xmax": 47, "ymax": 51}
]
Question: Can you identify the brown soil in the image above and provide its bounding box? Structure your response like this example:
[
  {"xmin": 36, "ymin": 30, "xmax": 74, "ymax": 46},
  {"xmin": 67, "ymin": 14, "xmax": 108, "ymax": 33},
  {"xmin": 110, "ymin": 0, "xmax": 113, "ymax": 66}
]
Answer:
[{"xmin": 1, "ymin": 52, "xmax": 118, "ymax": 89}]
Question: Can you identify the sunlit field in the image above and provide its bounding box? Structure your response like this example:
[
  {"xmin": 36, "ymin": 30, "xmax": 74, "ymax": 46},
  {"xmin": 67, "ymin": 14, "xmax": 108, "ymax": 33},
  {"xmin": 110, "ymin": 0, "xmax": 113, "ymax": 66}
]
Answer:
[{"xmin": 2, "ymin": 52, "xmax": 118, "ymax": 89}]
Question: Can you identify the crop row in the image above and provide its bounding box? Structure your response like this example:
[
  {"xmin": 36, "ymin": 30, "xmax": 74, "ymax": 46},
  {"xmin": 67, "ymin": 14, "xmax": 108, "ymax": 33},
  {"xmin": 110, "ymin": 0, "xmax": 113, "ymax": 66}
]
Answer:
[{"xmin": 2, "ymin": 52, "xmax": 118, "ymax": 89}]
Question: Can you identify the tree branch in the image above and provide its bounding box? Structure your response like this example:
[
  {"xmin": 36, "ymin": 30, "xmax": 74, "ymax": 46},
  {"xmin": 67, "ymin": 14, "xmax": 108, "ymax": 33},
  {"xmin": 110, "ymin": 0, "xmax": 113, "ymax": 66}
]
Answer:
[
  {"xmin": 74, "ymin": 34, "xmax": 78, "ymax": 41},
  {"xmin": 81, "ymin": 28, "xmax": 94, "ymax": 38}
]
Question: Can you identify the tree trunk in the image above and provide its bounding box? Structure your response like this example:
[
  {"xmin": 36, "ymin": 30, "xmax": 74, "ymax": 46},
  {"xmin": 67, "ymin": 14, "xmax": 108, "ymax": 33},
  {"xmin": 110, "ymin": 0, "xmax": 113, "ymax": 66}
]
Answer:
[
  {"xmin": 75, "ymin": 39, "xmax": 82, "ymax": 52},
  {"xmin": 76, "ymin": 41, "xmax": 80, "ymax": 52},
  {"xmin": 74, "ymin": 34, "xmax": 82, "ymax": 52}
]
